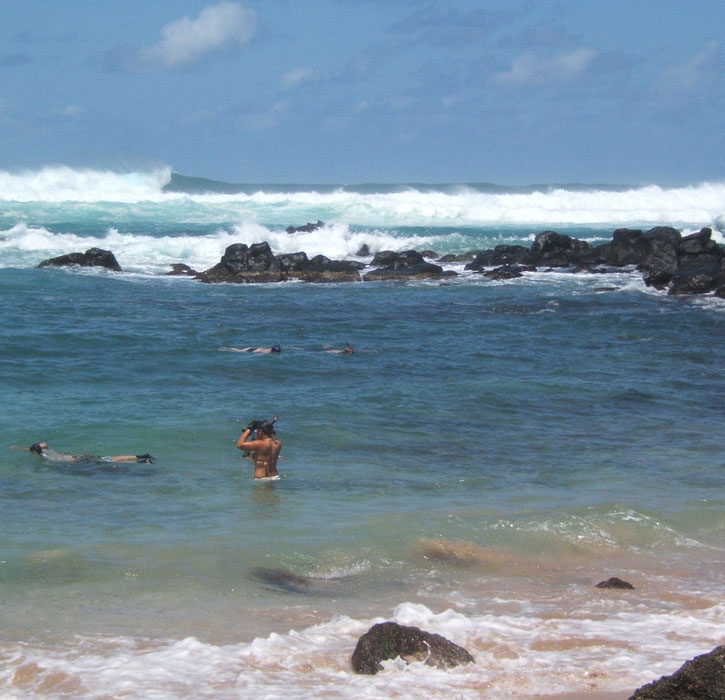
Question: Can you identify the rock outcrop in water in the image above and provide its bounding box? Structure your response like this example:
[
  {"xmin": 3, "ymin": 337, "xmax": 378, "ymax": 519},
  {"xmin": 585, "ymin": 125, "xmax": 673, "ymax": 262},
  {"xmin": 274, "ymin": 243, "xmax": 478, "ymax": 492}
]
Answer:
[
  {"xmin": 363, "ymin": 249, "xmax": 456, "ymax": 281},
  {"xmin": 351, "ymin": 621, "xmax": 474, "ymax": 675},
  {"xmin": 286, "ymin": 220, "xmax": 325, "ymax": 234},
  {"xmin": 629, "ymin": 645, "xmax": 725, "ymax": 700},
  {"xmin": 464, "ymin": 226, "xmax": 725, "ymax": 296},
  {"xmin": 195, "ymin": 242, "xmax": 366, "ymax": 283},
  {"xmin": 37, "ymin": 247, "xmax": 122, "ymax": 272},
  {"xmin": 37, "ymin": 226, "xmax": 725, "ymax": 296}
]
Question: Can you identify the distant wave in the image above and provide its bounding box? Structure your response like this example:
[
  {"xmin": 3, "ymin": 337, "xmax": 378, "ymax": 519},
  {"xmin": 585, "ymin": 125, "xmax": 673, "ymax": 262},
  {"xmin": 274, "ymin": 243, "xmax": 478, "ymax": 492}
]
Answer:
[{"xmin": 1, "ymin": 165, "xmax": 724, "ymax": 231}]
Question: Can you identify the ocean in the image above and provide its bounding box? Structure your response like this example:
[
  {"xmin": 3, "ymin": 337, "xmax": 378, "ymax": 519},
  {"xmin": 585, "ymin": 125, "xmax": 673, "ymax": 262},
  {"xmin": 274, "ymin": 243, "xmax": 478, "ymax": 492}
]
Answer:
[{"xmin": 1, "ymin": 166, "xmax": 723, "ymax": 699}]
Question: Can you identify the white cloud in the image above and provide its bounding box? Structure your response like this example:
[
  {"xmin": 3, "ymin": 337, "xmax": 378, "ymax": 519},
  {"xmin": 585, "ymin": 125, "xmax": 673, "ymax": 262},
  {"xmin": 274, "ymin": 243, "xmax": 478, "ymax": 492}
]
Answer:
[
  {"xmin": 141, "ymin": 2, "xmax": 256, "ymax": 69},
  {"xmin": 493, "ymin": 48, "xmax": 596, "ymax": 86},
  {"xmin": 59, "ymin": 104, "xmax": 85, "ymax": 117},
  {"xmin": 238, "ymin": 100, "xmax": 288, "ymax": 132},
  {"xmin": 656, "ymin": 40, "xmax": 719, "ymax": 93},
  {"xmin": 281, "ymin": 67, "xmax": 316, "ymax": 89}
]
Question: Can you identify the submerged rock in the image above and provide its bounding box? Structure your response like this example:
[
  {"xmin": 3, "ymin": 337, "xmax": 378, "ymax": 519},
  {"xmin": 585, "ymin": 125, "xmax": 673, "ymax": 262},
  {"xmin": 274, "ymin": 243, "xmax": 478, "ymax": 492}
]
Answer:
[
  {"xmin": 351, "ymin": 621, "xmax": 474, "ymax": 675},
  {"xmin": 166, "ymin": 263, "xmax": 199, "ymax": 276},
  {"xmin": 629, "ymin": 645, "xmax": 725, "ymax": 699}
]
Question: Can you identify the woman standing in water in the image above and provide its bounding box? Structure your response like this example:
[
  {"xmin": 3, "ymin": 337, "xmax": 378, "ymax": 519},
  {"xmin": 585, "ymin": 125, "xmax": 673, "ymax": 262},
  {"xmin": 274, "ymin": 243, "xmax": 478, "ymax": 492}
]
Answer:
[{"xmin": 236, "ymin": 419, "xmax": 282, "ymax": 479}]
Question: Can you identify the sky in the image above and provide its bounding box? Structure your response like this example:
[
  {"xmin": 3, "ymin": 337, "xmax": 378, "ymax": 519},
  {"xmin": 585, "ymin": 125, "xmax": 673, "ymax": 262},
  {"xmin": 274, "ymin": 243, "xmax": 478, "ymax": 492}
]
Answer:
[{"xmin": 1, "ymin": 0, "xmax": 724, "ymax": 185}]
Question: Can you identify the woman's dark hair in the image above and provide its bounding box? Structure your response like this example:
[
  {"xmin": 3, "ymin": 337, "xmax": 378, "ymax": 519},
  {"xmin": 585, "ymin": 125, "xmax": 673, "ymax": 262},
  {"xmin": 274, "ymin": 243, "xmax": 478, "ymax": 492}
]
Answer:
[
  {"xmin": 29, "ymin": 443, "xmax": 44, "ymax": 455},
  {"xmin": 259, "ymin": 421, "xmax": 276, "ymax": 435}
]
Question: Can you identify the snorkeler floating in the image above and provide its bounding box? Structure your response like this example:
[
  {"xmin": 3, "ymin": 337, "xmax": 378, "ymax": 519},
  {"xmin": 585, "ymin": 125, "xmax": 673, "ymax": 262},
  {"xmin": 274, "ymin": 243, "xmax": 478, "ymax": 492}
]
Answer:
[
  {"xmin": 26, "ymin": 442, "xmax": 155, "ymax": 464},
  {"xmin": 324, "ymin": 343, "xmax": 354, "ymax": 355},
  {"xmin": 219, "ymin": 343, "xmax": 281, "ymax": 354}
]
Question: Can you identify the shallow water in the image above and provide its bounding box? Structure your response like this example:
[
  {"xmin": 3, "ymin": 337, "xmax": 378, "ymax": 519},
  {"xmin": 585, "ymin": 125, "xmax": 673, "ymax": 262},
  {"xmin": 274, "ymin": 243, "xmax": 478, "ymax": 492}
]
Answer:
[{"xmin": 1, "ymin": 174, "xmax": 724, "ymax": 698}]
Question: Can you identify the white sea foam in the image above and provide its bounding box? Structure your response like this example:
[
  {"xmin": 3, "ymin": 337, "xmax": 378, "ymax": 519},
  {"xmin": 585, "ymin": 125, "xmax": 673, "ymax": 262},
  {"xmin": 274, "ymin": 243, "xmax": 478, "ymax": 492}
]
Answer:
[
  {"xmin": 0, "ymin": 166, "xmax": 173, "ymax": 203},
  {"xmin": 2, "ymin": 601, "xmax": 723, "ymax": 699},
  {"xmin": 0, "ymin": 221, "xmax": 438, "ymax": 273},
  {"xmin": 1, "ymin": 166, "xmax": 724, "ymax": 231}
]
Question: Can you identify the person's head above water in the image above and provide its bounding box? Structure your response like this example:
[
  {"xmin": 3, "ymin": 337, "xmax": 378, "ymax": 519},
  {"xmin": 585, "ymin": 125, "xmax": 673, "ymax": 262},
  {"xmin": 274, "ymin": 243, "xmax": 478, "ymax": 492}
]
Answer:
[
  {"xmin": 271, "ymin": 343, "xmax": 281, "ymax": 353},
  {"xmin": 258, "ymin": 420, "xmax": 276, "ymax": 436},
  {"xmin": 29, "ymin": 442, "xmax": 47, "ymax": 455}
]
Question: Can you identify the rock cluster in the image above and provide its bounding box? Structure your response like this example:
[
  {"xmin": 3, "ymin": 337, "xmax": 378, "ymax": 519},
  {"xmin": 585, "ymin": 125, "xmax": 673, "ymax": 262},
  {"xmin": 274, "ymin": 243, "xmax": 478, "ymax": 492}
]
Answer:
[
  {"xmin": 35, "ymin": 225, "xmax": 725, "ymax": 296},
  {"xmin": 464, "ymin": 226, "xmax": 725, "ymax": 295}
]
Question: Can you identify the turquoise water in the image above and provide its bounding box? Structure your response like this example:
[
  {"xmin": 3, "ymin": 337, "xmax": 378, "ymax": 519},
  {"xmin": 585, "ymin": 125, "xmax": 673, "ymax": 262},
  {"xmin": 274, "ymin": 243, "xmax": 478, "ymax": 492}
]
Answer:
[{"xmin": 1, "ymin": 175, "xmax": 724, "ymax": 698}]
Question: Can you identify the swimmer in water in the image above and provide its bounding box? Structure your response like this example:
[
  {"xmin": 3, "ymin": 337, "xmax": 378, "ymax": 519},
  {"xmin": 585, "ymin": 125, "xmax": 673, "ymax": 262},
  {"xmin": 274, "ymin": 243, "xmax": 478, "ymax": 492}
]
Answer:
[
  {"xmin": 324, "ymin": 342, "xmax": 354, "ymax": 355},
  {"xmin": 236, "ymin": 418, "xmax": 281, "ymax": 479},
  {"xmin": 220, "ymin": 343, "xmax": 281, "ymax": 354},
  {"xmin": 27, "ymin": 442, "xmax": 155, "ymax": 463}
]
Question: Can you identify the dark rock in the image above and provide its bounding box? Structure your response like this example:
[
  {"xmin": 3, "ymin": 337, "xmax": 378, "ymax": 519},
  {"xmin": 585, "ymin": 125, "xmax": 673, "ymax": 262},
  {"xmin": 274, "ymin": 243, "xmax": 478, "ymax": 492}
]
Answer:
[
  {"xmin": 351, "ymin": 621, "xmax": 474, "ymax": 675},
  {"xmin": 575, "ymin": 242, "xmax": 616, "ymax": 267},
  {"xmin": 365, "ymin": 249, "xmax": 456, "ymax": 280},
  {"xmin": 307, "ymin": 255, "xmax": 365, "ymax": 273},
  {"xmin": 286, "ymin": 220, "xmax": 325, "ymax": 234},
  {"xmin": 37, "ymin": 247, "xmax": 122, "ymax": 272},
  {"xmin": 370, "ymin": 250, "xmax": 419, "ymax": 269},
  {"xmin": 638, "ymin": 238, "xmax": 679, "ymax": 289},
  {"xmin": 715, "ymin": 286, "xmax": 725, "ymax": 299},
  {"xmin": 609, "ymin": 229, "xmax": 650, "ymax": 266},
  {"xmin": 645, "ymin": 226, "xmax": 682, "ymax": 245},
  {"xmin": 596, "ymin": 577, "xmax": 634, "ymax": 589},
  {"xmin": 484, "ymin": 264, "xmax": 535, "ymax": 280},
  {"xmin": 529, "ymin": 231, "xmax": 592, "ymax": 267},
  {"xmin": 291, "ymin": 255, "xmax": 364, "ymax": 282},
  {"xmin": 293, "ymin": 270, "xmax": 362, "ymax": 283},
  {"xmin": 198, "ymin": 242, "xmax": 286, "ymax": 283},
  {"xmin": 364, "ymin": 265, "xmax": 455, "ymax": 281},
  {"xmin": 466, "ymin": 245, "xmax": 532, "ymax": 270},
  {"xmin": 677, "ymin": 227, "xmax": 716, "ymax": 256},
  {"xmin": 356, "ymin": 243, "xmax": 371, "ymax": 257},
  {"xmin": 277, "ymin": 252, "xmax": 310, "ymax": 272},
  {"xmin": 440, "ymin": 252, "xmax": 479, "ymax": 263},
  {"xmin": 629, "ymin": 644, "xmax": 725, "ymax": 700},
  {"xmin": 668, "ymin": 231, "xmax": 724, "ymax": 295},
  {"xmin": 166, "ymin": 263, "xmax": 199, "ymax": 276},
  {"xmin": 421, "ymin": 250, "xmax": 439, "ymax": 259}
]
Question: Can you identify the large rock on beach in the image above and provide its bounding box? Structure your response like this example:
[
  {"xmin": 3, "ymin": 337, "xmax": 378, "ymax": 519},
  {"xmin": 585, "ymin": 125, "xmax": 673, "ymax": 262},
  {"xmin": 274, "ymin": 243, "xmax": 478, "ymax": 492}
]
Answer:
[
  {"xmin": 37, "ymin": 247, "xmax": 122, "ymax": 272},
  {"xmin": 351, "ymin": 621, "xmax": 474, "ymax": 675},
  {"xmin": 629, "ymin": 644, "xmax": 725, "ymax": 700}
]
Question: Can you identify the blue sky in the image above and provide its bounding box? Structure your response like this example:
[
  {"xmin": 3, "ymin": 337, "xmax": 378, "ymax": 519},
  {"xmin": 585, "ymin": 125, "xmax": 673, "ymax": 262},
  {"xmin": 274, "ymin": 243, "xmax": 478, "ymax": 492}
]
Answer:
[{"xmin": 1, "ymin": 0, "xmax": 723, "ymax": 184}]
